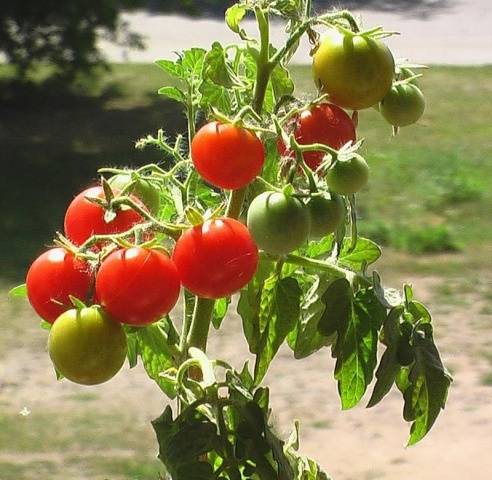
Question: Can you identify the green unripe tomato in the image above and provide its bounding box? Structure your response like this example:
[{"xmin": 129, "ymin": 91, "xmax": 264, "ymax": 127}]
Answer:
[
  {"xmin": 48, "ymin": 306, "xmax": 127, "ymax": 386},
  {"xmin": 109, "ymin": 173, "xmax": 161, "ymax": 214},
  {"xmin": 307, "ymin": 194, "xmax": 344, "ymax": 240},
  {"xmin": 247, "ymin": 191, "xmax": 311, "ymax": 255},
  {"xmin": 312, "ymin": 29, "xmax": 394, "ymax": 110},
  {"xmin": 380, "ymin": 83, "xmax": 425, "ymax": 127},
  {"xmin": 326, "ymin": 154, "xmax": 369, "ymax": 195}
]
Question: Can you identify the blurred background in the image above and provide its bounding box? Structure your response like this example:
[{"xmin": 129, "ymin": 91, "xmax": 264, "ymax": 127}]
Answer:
[{"xmin": 1, "ymin": 0, "xmax": 491, "ymax": 479}]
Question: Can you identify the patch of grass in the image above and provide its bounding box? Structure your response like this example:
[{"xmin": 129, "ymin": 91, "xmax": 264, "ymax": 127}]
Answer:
[
  {"xmin": 480, "ymin": 372, "xmax": 492, "ymax": 387},
  {"xmin": 0, "ymin": 410, "xmax": 155, "ymax": 455},
  {"xmin": 0, "ymin": 461, "xmax": 58, "ymax": 480}
]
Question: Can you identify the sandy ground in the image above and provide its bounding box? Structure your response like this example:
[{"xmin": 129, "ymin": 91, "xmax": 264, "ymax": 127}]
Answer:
[
  {"xmin": 2, "ymin": 270, "xmax": 492, "ymax": 479},
  {"xmin": 100, "ymin": 0, "xmax": 492, "ymax": 65}
]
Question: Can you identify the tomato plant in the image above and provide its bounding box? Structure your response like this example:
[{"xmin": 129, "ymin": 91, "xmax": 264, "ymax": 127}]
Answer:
[
  {"xmin": 12, "ymin": 1, "xmax": 451, "ymax": 478},
  {"xmin": 192, "ymin": 121, "xmax": 265, "ymax": 189},
  {"xmin": 278, "ymin": 103, "xmax": 356, "ymax": 171},
  {"xmin": 26, "ymin": 248, "xmax": 92, "ymax": 323},
  {"xmin": 96, "ymin": 247, "xmax": 181, "ymax": 326},
  {"xmin": 48, "ymin": 306, "xmax": 127, "ymax": 385},
  {"xmin": 172, "ymin": 218, "xmax": 258, "ymax": 299}
]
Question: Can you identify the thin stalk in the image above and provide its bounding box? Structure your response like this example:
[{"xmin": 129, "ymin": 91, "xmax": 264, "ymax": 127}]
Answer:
[{"xmin": 186, "ymin": 297, "xmax": 216, "ymax": 352}]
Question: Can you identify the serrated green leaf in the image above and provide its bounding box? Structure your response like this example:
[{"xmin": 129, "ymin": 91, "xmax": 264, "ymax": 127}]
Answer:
[
  {"xmin": 8, "ymin": 284, "xmax": 27, "ymax": 298},
  {"xmin": 254, "ymin": 276, "xmax": 302, "ymax": 385},
  {"xmin": 137, "ymin": 320, "xmax": 179, "ymax": 398},
  {"xmin": 225, "ymin": 4, "xmax": 247, "ymax": 34},
  {"xmin": 271, "ymin": 63, "xmax": 295, "ymax": 102},
  {"xmin": 158, "ymin": 86, "xmax": 186, "ymax": 103},
  {"xmin": 334, "ymin": 289, "xmax": 381, "ymax": 410},
  {"xmin": 155, "ymin": 59, "xmax": 184, "ymax": 78},
  {"xmin": 199, "ymin": 80, "xmax": 232, "ymax": 113},
  {"xmin": 338, "ymin": 237, "xmax": 381, "ymax": 271},
  {"xmin": 212, "ymin": 297, "xmax": 230, "ymax": 329},
  {"xmin": 292, "ymin": 276, "xmax": 338, "ymax": 359},
  {"xmin": 203, "ymin": 42, "xmax": 234, "ymax": 88},
  {"xmin": 126, "ymin": 333, "xmax": 139, "ymax": 369},
  {"xmin": 404, "ymin": 331, "xmax": 452, "ymax": 445},
  {"xmin": 367, "ymin": 347, "xmax": 400, "ymax": 408},
  {"xmin": 181, "ymin": 48, "xmax": 207, "ymax": 79},
  {"xmin": 304, "ymin": 235, "xmax": 334, "ymax": 258},
  {"xmin": 238, "ymin": 257, "xmax": 275, "ymax": 355},
  {"xmin": 318, "ymin": 278, "xmax": 352, "ymax": 338}
]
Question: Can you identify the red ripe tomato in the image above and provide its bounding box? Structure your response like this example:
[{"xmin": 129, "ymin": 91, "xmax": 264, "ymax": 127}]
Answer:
[
  {"xmin": 95, "ymin": 247, "xmax": 180, "ymax": 326},
  {"xmin": 26, "ymin": 248, "xmax": 92, "ymax": 323},
  {"xmin": 191, "ymin": 122, "xmax": 265, "ymax": 190},
  {"xmin": 278, "ymin": 103, "xmax": 356, "ymax": 171},
  {"xmin": 172, "ymin": 218, "xmax": 258, "ymax": 299},
  {"xmin": 64, "ymin": 186, "xmax": 144, "ymax": 246}
]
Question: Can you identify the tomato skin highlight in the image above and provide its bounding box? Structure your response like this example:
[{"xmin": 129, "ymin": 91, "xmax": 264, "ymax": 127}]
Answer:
[
  {"xmin": 326, "ymin": 154, "xmax": 369, "ymax": 195},
  {"xmin": 307, "ymin": 194, "xmax": 345, "ymax": 240},
  {"xmin": 192, "ymin": 122, "xmax": 265, "ymax": 190},
  {"xmin": 48, "ymin": 306, "xmax": 127, "ymax": 386},
  {"xmin": 96, "ymin": 247, "xmax": 180, "ymax": 326},
  {"xmin": 26, "ymin": 248, "xmax": 92, "ymax": 323},
  {"xmin": 172, "ymin": 218, "xmax": 259, "ymax": 299},
  {"xmin": 312, "ymin": 29, "xmax": 395, "ymax": 110},
  {"xmin": 380, "ymin": 83, "xmax": 426, "ymax": 127},
  {"xmin": 278, "ymin": 103, "xmax": 356, "ymax": 171},
  {"xmin": 64, "ymin": 186, "xmax": 144, "ymax": 246},
  {"xmin": 247, "ymin": 191, "xmax": 311, "ymax": 255},
  {"xmin": 109, "ymin": 173, "xmax": 161, "ymax": 214}
]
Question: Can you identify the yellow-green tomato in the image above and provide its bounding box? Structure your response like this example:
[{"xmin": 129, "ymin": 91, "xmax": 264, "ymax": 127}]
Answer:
[
  {"xmin": 326, "ymin": 154, "xmax": 369, "ymax": 195},
  {"xmin": 247, "ymin": 191, "xmax": 311, "ymax": 255},
  {"xmin": 380, "ymin": 83, "xmax": 426, "ymax": 127},
  {"xmin": 109, "ymin": 173, "xmax": 160, "ymax": 214},
  {"xmin": 307, "ymin": 194, "xmax": 344, "ymax": 240},
  {"xmin": 312, "ymin": 29, "xmax": 395, "ymax": 110},
  {"xmin": 48, "ymin": 306, "xmax": 127, "ymax": 386}
]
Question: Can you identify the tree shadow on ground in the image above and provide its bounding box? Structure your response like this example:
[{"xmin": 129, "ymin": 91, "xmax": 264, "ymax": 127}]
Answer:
[{"xmin": 0, "ymin": 77, "xmax": 185, "ymax": 281}]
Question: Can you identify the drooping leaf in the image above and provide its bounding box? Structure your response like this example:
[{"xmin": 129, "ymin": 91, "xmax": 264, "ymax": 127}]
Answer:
[
  {"xmin": 212, "ymin": 297, "xmax": 231, "ymax": 329},
  {"xmin": 318, "ymin": 278, "xmax": 352, "ymax": 338},
  {"xmin": 333, "ymin": 289, "xmax": 382, "ymax": 409},
  {"xmin": 237, "ymin": 257, "xmax": 275, "ymax": 354},
  {"xmin": 403, "ymin": 327, "xmax": 452, "ymax": 445},
  {"xmin": 254, "ymin": 276, "xmax": 302, "ymax": 384},
  {"xmin": 225, "ymin": 4, "xmax": 247, "ymax": 34},
  {"xmin": 137, "ymin": 320, "xmax": 180, "ymax": 398},
  {"xmin": 291, "ymin": 275, "xmax": 338, "ymax": 359},
  {"xmin": 270, "ymin": 63, "xmax": 295, "ymax": 102}
]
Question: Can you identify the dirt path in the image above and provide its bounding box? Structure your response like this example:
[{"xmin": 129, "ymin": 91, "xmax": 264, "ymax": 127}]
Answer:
[
  {"xmin": 2, "ymin": 272, "xmax": 492, "ymax": 479},
  {"xmin": 100, "ymin": 0, "xmax": 492, "ymax": 65}
]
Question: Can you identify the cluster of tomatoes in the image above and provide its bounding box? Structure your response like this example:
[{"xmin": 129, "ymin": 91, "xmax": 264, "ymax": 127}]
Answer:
[{"xmin": 24, "ymin": 23, "xmax": 426, "ymax": 387}]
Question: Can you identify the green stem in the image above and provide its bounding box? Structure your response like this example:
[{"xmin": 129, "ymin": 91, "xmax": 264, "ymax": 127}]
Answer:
[
  {"xmin": 186, "ymin": 297, "xmax": 215, "ymax": 352},
  {"xmin": 186, "ymin": 7, "xmax": 275, "ymax": 356},
  {"xmin": 282, "ymin": 253, "xmax": 347, "ymax": 278},
  {"xmin": 225, "ymin": 188, "xmax": 247, "ymax": 219}
]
